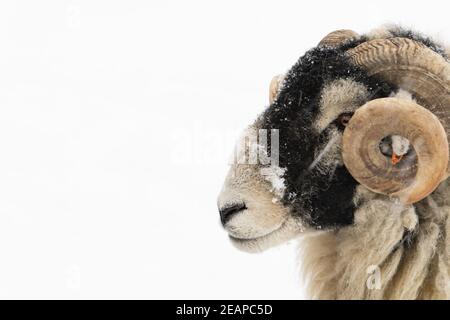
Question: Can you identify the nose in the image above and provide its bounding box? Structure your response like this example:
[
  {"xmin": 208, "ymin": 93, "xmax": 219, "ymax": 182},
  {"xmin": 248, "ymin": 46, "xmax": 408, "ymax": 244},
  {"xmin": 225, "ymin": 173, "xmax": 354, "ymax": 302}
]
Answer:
[{"xmin": 219, "ymin": 203, "xmax": 246, "ymax": 225}]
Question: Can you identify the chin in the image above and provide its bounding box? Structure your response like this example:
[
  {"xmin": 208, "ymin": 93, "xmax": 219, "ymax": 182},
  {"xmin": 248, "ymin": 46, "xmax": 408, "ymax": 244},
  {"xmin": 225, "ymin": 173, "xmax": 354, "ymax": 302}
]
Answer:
[{"xmin": 227, "ymin": 217, "xmax": 306, "ymax": 253}]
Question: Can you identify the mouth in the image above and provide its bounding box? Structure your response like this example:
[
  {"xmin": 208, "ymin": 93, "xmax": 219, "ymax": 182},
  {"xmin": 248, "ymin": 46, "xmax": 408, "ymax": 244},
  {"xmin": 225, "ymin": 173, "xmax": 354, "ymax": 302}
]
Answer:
[
  {"xmin": 229, "ymin": 225, "xmax": 281, "ymax": 243},
  {"xmin": 227, "ymin": 218, "xmax": 304, "ymax": 253}
]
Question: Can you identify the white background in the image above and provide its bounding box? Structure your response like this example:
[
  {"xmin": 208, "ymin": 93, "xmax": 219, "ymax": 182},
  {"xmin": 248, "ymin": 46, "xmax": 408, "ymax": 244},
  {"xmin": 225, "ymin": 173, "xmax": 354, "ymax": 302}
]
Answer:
[{"xmin": 0, "ymin": 0, "xmax": 448, "ymax": 299}]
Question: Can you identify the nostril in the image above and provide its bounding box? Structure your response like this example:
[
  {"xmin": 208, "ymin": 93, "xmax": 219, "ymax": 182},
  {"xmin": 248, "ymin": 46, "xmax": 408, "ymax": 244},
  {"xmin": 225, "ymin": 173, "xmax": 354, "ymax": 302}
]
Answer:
[{"xmin": 219, "ymin": 203, "xmax": 247, "ymax": 225}]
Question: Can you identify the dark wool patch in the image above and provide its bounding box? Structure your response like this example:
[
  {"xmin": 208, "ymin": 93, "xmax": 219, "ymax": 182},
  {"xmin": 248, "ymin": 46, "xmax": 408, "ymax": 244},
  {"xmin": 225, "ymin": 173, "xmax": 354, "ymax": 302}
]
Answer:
[
  {"xmin": 258, "ymin": 39, "xmax": 395, "ymax": 229},
  {"xmin": 255, "ymin": 28, "xmax": 446, "ymax": 230}
]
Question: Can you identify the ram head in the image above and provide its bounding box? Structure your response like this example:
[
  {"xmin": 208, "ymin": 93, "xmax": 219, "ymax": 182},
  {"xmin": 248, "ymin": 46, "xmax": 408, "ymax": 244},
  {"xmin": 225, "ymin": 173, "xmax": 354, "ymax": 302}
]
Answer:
[{"xmin": 217, "ymin": 27, "xmax": 450, "ymax": 253}]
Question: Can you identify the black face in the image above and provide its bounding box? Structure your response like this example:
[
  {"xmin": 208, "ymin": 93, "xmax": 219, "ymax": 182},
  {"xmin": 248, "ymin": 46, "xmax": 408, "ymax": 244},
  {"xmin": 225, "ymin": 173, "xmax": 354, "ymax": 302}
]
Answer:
[{"xmin": 258, "ymin": 41, "xmax": 396, "ymax": 230}]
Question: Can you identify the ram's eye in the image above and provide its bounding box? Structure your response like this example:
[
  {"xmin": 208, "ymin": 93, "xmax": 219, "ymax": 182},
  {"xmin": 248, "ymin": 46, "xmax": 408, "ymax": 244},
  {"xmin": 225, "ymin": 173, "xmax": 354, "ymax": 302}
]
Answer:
[{"xmin": 337, "ymin": 112, "xmax": 354, "ymax": 127}]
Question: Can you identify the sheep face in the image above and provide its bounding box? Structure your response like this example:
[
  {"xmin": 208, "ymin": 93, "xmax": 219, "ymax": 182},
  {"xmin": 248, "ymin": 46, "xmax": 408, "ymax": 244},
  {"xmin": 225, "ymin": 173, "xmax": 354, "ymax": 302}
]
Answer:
[
  {"xmin": 218, "ymin": 43, "xmax": 397, "ymax": 252},
  {"xmin": 218, "ymin": 126, "xmax": 305, "ymax": 252}
]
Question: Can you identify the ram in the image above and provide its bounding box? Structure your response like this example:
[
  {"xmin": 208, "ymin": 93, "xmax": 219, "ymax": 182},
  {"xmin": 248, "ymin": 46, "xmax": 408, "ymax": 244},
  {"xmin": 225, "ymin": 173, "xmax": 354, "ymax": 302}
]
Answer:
[{"xmin": 217, "ymin": 26, "xmax": 450, "ymax": 299}]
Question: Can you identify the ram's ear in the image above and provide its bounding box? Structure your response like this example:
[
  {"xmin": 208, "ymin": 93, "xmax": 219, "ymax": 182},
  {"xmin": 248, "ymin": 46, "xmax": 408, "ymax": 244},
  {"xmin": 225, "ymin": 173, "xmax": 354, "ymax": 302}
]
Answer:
[{"xmin": 269, "ymin": 74, "xmax": 285, "ymax": 104}]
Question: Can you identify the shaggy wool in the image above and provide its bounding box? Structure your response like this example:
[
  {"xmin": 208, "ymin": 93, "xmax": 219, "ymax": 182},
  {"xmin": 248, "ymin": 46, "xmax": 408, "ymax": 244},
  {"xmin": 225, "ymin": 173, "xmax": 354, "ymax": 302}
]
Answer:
[{"xmin": 299, "ymin": 181, "xmax": 450, "ymax": 299}]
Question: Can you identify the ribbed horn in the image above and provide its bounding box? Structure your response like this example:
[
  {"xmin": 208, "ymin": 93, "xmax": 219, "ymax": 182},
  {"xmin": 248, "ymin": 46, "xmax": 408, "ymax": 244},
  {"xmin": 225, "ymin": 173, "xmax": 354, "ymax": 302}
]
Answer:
[
  {"xmin": 342, "ymin": 97, "xmax": 449, "ymax": 204},
  {"xmin": 342, "ymin": 37, "xmax": 450, "ymax": 203},
  {"xmin": 319, "ymin": 29, "xmax": 359, "ymax": 47}
]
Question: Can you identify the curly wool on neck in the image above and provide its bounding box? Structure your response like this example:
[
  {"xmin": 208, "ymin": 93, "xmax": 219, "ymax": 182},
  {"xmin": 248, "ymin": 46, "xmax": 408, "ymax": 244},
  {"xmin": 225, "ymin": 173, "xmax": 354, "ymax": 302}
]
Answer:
[{"xmin": 299, "ymin": 183, "xmax": 450, "ymax": 299}]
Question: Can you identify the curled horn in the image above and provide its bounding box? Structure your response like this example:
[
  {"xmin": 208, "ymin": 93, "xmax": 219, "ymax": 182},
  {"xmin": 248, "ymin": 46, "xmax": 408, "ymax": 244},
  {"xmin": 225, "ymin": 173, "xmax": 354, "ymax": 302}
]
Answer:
[
  {"xmin": 342, "ymin": 38, "xmax": 450, "ymax": 204},
  {"xmin": 318, "ymin": 29, "xmax": 359, "ymax": 47},
  {"xmin": 343, "ymin": 98, "xmax": 448, "ymax": 204}
]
